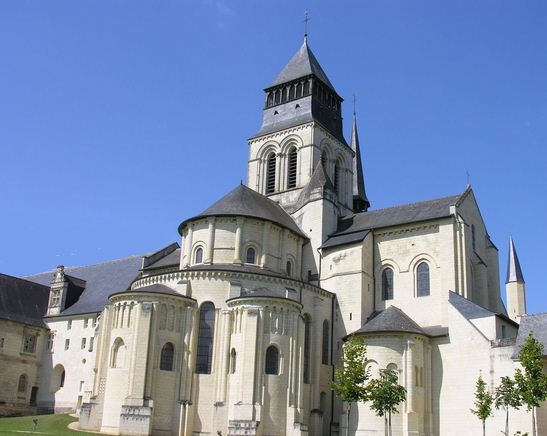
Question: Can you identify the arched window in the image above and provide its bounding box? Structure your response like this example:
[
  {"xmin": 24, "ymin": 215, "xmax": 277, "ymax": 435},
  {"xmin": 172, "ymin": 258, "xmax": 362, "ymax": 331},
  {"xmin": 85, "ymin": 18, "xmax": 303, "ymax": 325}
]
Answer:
[
  {"xmin": 194, "ymin": 247, "xmax": 203, "ymax": 264},
  {"xmin": 111, "ymin": 338, "xmax": 126, "ymax": 368},
  {"xmin": 160, "ymin": 342, "xmax": 174, "ymax": 371},
  {"xmin": 287, "ymin": 147, "xmax": 297, "ymax": 189},
  {"xmin": 286, "ymin": 260, "xmax": 292, "ymax": 277},
  {"xmin": 266, "ymin": 92, "xmax": 273, "ymax": 107},
  {"xmin": 18, "ymin": 374, "xmax": 27, "ymax": 394},
  {"xmin": 246, "ymin": 247, "xmax": 256, "ymax": 264},
  {"xmin": 321, "ymin": 151, "xmax": 327, "ymax": 168},
  {"xmin": 334, "ymin": 161, "xmax": 341, "ymax": 194},
  {"xmin": 417, "ymin": 262, "xmax": 430, "ymax": 297},
  {"xmin": 289, "ymin": 84, "xmax": 295, "ymax": 100},
  {"xmin": 322, "ymin": 320, "xmax": 329, "ymax": 365},
  {"xmin": 230, "ymin": 348, "xmax": 237, "ymax": 374},
  {"xmin": 382, "ymin": 268, "xmax": 394, "ymax": 300},
  {"xmin": 303, "ymin": 314, "xmax": 311, "ymax": 383},
  {"xmin": 60, "ymin": 370, "xmax": 65, "ymax": 387},
  {"xmin": 196, "ymin": 302, "xmax": 215, "ymax": 374},
  {"xmin": 266, "ymin": 152, "xmax": 276, "ymax": 194},
  {"xmin": 265, "ymin": 345, "xmax": 279, "ymax": 375}
]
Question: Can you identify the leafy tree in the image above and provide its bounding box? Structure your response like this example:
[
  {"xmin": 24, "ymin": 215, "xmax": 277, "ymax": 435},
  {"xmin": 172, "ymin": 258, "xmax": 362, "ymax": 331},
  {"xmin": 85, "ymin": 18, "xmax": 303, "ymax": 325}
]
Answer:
[
  {"xmin": 471, "ymin": 374, "xmax": 493, "ymax": 436},
  {"xmin": 331, "ymin": 336, "xmax": 370, "ymax": 435},
  {"xmin": 494, "ymin": 376, "xmax": 521, "ymax": 436},
  {"xmin": 514, "ymin": 333, "xmax": 547, "ymax": 436},
  {"xmin": 367, "ymin": 369, "xmax": 406, "ymax": 436}
]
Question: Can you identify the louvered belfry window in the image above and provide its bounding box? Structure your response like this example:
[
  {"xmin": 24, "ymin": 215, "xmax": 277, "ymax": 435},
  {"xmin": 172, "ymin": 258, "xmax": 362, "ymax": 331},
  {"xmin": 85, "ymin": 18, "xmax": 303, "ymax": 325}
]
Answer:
[
  {"xmin": 287, "ymin": 147, "xmax": 297, "ymax": 189},
  {"xmin": 266, "ymin": 152, "xmax": 276, "ymax": 194}
]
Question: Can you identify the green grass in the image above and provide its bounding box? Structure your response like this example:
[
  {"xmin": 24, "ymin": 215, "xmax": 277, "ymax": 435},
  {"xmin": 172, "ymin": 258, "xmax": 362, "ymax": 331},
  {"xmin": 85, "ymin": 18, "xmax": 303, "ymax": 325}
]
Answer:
[{"xmin": 0, "ymin": 413, "xmax": 99, "ymax": 435}]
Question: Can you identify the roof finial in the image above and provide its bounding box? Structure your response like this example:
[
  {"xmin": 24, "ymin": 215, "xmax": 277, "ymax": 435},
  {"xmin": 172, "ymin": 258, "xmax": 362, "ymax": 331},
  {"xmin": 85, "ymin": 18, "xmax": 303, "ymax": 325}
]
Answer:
[
  {"xmin": 303, "ymin": 9, "xmax": 310, "ymax": 42},
  {"xmin": 466, "ymin": 170, "xmax": 471, "ymax": 188},
  {"xmin": 353, "ymin": 93, "xmax": 357, "ymax": 115}
]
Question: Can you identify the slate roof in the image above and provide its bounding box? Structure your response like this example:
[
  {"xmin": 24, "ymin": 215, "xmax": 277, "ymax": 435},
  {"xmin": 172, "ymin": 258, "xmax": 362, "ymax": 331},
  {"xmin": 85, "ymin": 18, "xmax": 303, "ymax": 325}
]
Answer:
[
  {"xmin": 351, "ymin": 306, "xmax": 428, "ymax": 336},
  {"xmin": 143, "ymin": 248, "xmax": 181, "ymax": 271},
  {"xmin": 269, "ymin": 38, "xmax": 335, "ymax": 91},
  {"xmin": 25, "ymin": 255, "xmax": 145, "ymax": 316},
  {"xmin": 506, "ymin": 236, "xmax": 525, "ymax": 283},
  {"xmin": 449, "ymin": 291, "xmax": 494, "ymax": 320},
  {"xmin": 513, "ymin": 313, "xmax": 547, "ymax": 358},
  {"xmin": 321, "ymin": 230, "xmax": 370, "ymax": 250},
  {"xmin": 110, "ymin": 284, "xmax": 185, "ymax": 299},
  {"xmin": 183, "ymin": 263, "xmax": 290, "ymax": 280},
  {"xmin": 179, "ymin": 184, "xmax": 306, "ymax": 237},
  {"xmin": 0, "ymin": 274, "xmax": 50, "ymax": 328}
]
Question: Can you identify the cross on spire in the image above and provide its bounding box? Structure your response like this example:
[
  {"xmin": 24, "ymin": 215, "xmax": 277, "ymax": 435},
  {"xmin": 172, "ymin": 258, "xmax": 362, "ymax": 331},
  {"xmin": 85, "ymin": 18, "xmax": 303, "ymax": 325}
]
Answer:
[
  {"xmin": 353, "ymin": 93, "xmax": 357, "ymax": 115},
  {"xmin": 304, "ymin": 10, "xmax": 310, "ymax": 41}
]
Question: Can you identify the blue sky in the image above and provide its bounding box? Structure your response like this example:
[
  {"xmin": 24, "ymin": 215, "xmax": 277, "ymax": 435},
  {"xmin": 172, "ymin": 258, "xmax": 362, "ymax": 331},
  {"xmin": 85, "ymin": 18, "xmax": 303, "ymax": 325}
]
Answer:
[{"xmin": 1, "ymin": 1, "xmax": 545, "ymax": 313}]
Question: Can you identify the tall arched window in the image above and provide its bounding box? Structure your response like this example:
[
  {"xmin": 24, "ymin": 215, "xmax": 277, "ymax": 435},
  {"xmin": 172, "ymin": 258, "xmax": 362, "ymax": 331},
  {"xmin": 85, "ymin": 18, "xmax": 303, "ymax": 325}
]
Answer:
[
  {"xmin": 334, "ymin": 161, "xmax": 341, "ymax": 194},
  {"xmin": 303, "ymin": 314, "xmax": 311, "ymax": 383},
  {"xmin": 287, "ymin": 147, "xmax": 297, "ymax": 189},
  {"xmin": 246, "ymin": 247, "xmax": 256, "ymax": 264},
  {"xmin": 266, "ymin": 152, "xmax": 276, "ymax": 194},
  {"xmin": 230, "ymin": 348, "xmax": 237, "ymax": 374},
  {"xmin": 321, "ymin": 151, "xmax": 327, "ymax": 168},
  {"xmin": 265, "ymin": 345, "xmax": 279, "ymax": 375},
  {"xmin": 194, "ymin": 247, "xmax": 203, "ymax": 264},
  {"xmin": 160, "ymin": 342, "xmax": 174, "ymax": 371},
  {"xmin": 382, "ymin": 268, "xmax": 394, "ymax": 300},
  {"xmin": 286, "ymin": 260, "xmax": 292, "ymax": 277},
  {"xmin": 417, "ymin": 262, "xmax": 430, "ymax": 297},
  {"xmin": 322, "ymin": 320, "xmax": 329, "ymax": 365},
  {"xmin": 18, "ymin": 374, "xmax": 27, "ymax": 394},
  {"xmin": 196, "ymin": 302, "xmax": 215, "ymax": 374}
]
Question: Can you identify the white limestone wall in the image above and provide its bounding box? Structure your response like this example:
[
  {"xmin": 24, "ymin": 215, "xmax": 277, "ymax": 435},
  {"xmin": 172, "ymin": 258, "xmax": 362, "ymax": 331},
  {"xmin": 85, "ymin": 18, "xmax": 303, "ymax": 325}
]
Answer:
[
  {"xmin": 180, "ymin": 217, "xmax": 303, "ymax": 279},
  {"xmin": 39, "ymin": 315, "xmax": 97, "ymax": 412},
  {"xmin": 373, "ymin": 218, "xmax": 456, "ymax": 328}
]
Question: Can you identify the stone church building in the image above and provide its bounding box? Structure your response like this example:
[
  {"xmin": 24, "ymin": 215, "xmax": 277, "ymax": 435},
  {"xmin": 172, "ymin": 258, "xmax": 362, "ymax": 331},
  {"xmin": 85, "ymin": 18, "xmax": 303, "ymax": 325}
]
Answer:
[{"xmin": 0, "ymin": 38, "xmax": 545, "ymax": 435}]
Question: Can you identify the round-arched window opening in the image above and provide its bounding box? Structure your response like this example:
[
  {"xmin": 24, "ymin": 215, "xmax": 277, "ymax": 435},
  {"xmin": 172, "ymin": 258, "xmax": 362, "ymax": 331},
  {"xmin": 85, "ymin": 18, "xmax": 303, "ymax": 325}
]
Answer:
[
  {"xmin": 265, "ymin": 345, "xmax": 279, "ymax": 375},
  {"xmin": 246, "ymin": 247, "xmax": 256, "ymax": 264},
  {"xmin": 194, "ymin": 247, "xmax": 203, "ymax": 264}
]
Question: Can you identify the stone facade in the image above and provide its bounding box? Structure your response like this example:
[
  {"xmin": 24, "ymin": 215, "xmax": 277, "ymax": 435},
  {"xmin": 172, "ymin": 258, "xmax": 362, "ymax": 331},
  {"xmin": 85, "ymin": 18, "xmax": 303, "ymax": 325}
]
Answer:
[{"xmin": 2, "ymin": 38, "xmax": 546, "ymax": 435}]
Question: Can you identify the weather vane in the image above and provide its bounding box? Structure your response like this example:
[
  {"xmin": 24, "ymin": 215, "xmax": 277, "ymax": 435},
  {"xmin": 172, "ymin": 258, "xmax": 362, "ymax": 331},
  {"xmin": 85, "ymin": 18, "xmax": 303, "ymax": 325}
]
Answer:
[{"xmin": 304, "ymin": 10, "xmax": 310, "ymax": 40}]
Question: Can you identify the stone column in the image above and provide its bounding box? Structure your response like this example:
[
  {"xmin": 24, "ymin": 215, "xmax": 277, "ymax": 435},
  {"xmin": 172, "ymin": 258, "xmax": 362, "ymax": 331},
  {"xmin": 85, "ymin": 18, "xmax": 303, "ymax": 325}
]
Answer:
[
  {"xmin": 233, "ymin": 217, "xmax": 244, "ymax": 264},
  {"xmin": 182, "ymin": 225, "xmax": 194, "ymax": 268},
  {"xmin": 205, "ymin": 218, "xmax": 216, "ymax": 264}
]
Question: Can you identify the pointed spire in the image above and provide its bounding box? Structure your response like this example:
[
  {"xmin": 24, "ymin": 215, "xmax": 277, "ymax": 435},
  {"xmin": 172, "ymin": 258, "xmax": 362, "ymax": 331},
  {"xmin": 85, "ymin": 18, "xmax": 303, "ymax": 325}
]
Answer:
[
  {"xmin": 351, "ymin": 111, "xmax": 370, "ymax": 212},
  {"xmin": 270, "ymin": 39, "xmax": 335, "ymax": 90},
  {"xmin": 506, "ymin": 236, "xmax": 525, "ymax": 283}
]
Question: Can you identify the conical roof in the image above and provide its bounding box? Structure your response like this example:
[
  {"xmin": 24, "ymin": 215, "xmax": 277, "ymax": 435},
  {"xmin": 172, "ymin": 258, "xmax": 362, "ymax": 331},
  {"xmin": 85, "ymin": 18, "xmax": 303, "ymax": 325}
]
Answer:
[
  {"xmin": 351, "ymin": 306, "xmax": 427, "ymax": 336},
  {"xmin": 506, "ymin": 236, "xmax": 525, "ymax": 283},
  {"xmin": 270, "ymin": 38, "xmax": 335, "ymax": 90},
  {"xmin": 351, "ymin": 113, "xmax": 370, "ymax": 212},
  {"xmin": 178, "ymin": 184, "xmax": 306, "ymax": 237}
]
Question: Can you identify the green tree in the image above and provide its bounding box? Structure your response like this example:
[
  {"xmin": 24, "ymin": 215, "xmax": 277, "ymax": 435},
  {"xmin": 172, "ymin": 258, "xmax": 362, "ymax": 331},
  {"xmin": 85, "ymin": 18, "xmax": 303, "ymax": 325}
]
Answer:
[
  {"xmin": 471, "ymin": 374, "xmax": 493, "ymax": 436},
  {"xmin": 494, "ymin": 376, "xmax": 521, "ymax": 436},
  {"xmin": 331, "ymin": 336, "xmax": 370, "ymax": 435},
  {"xmin": 514, "ymin": 333, "xmax": 547, "ymax": 436},
  {"xmin": 367, "ymin": 369, "xmax": 406, "ymax": 436}
]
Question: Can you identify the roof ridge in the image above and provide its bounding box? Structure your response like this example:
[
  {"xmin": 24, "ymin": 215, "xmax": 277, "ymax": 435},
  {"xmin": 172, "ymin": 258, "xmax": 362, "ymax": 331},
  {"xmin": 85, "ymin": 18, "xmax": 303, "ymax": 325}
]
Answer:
[
  {"xmin": 357, "ymin": 193, "xmax": 461, "ymax": 216},
  {"xmin": 0, "ymin": 273, "xmax": 51, "ymax": 288}
]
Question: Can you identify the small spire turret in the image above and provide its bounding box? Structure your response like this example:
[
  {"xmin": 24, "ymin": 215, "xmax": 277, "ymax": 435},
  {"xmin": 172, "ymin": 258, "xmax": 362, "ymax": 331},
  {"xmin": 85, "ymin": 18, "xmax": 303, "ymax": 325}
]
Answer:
[
  {"xmin": 505, "ymin": 236, "xmax": 526, "ymax": 322},
  {"xmin": 351, "ymin": 111, "xmax": 370, "ymax": 212}
]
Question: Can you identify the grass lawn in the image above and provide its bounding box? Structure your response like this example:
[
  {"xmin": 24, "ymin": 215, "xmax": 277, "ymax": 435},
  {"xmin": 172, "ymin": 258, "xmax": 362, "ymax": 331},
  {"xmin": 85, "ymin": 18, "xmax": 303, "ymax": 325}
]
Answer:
[{"xmin": 0, "ymin": 413, "xmax": 99, "ymax": 435}]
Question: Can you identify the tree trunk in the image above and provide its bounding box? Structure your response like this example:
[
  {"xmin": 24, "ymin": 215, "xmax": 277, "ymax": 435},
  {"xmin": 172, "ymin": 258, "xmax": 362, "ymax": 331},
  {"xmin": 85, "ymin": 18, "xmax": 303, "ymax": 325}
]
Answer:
[
  {"xmin": 384, "ymin": 414, "xmax": 388, "ymax": 436},
  {"xmin": 388, "ymin": 411, "xmax": 392, "ymax": 436},
  {"xmin": 347, "ymin": 403, "xmax": 351, "ymax": 436},
  {"xmin": 532, "ymin": 406, "xmax": 536, "ymax": 436},
  {"xmin": 505, "ymin": 407, "xmax": 509, "ymax": 436},
  {"xmin": 482, "ymin": 419, "xmax": 485, "ymax": 436}
]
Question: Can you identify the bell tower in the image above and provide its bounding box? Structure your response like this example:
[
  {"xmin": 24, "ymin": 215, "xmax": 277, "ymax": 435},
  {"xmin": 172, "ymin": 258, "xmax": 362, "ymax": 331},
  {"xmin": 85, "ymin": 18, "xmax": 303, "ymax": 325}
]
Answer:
[{"xmin": 247, "ymin": 37, "xmax": 355, "ymax": 214}]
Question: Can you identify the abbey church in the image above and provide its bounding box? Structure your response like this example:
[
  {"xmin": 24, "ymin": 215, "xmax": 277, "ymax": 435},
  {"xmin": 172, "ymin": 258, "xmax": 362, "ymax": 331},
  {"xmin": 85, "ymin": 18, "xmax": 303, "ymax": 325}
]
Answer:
[{"xmin": 0, "ymin": 39, "xmax": 545, "ymax": 435}]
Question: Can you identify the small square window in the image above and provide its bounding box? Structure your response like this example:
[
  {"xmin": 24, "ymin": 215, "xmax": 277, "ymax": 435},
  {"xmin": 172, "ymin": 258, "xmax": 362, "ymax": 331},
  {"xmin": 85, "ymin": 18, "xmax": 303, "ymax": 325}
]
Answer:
[
  {"xmin": 89, "ymin": 337, "xmax": 94, "ymax": 352},
  {"xmin": 84, "ymin": 318, "xmax": 88, "ymax": 328},
  {"xmin": 23, "ymin": 334, "xmax": 37, "ymax": 353},
  {"xmin": 81, "ymin": 338, "xmax": 86, "ymax": 349},
  {"xmin": 65, "ymin": 339, "xmax": 70, "ymax": 350},
  {"xmin": 67, "ymin": 320, "xmax": 72, "ymax": 330},
  {"xmin": 46, "ymin": 332, "xmax": 55, "ymax": 351}
]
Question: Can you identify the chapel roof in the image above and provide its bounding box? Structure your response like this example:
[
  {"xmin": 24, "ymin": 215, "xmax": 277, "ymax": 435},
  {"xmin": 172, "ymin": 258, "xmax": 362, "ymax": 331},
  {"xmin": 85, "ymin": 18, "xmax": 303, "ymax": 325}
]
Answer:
[
  {"xmin": 0, "ymin": 274, "xmax": 50, "ymax": 328},
  {"xmin": 178, "ymin": 184, "xmax": 306, "ymax": 237},
  {"xmin": 513, "ymin": 313, "xmax": 547, "ymax": 358},
  {"xmin": 351, "ymin": 306, "xmax": 428, "ymax": 336},
  {"xmin": 322, "ymin": 190, "xmax": 466, "ymax": 248},
  {"xmin": 269, "ymin": 38, "xmax": 335, "ymax": 91},
  {"xmin": 25, "ymin": 254, "xmax": 145, "ymax": 316},
  {"xmin": 110, "ymin": 283, "xmax": 187, "ymax": 299}
]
